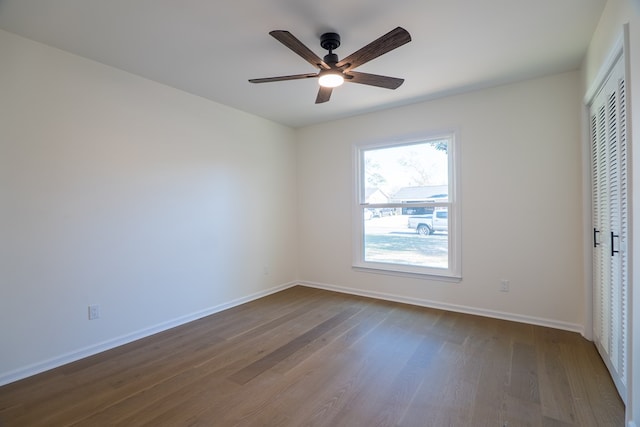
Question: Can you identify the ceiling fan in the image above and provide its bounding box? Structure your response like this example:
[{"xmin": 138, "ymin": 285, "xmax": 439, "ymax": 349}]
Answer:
[{"xmin": 249, "ymin": 27, "xmax": 411, "ymax": 104}]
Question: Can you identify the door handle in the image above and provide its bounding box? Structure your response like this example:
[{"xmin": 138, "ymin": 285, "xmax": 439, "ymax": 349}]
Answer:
[
  {"xmin": 611, "ymin": 231, "xmax": 620, "ymax": 256},
  {"xmin": 594, "ymin": 228, "xmax": 600, "ymax": 247}
]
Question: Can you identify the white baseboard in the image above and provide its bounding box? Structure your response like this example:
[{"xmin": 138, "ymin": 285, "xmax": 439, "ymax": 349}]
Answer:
[
  {"xmin": 0, "ymin": 279, "xmax": 586, "ymax": 387},
  {"xmin": 0, "ymin": 282, "xmax": 297, "ymax": 387},
  {"xmin": 298, "ymin": 281, "xmax": 585, "ymax": 335}
]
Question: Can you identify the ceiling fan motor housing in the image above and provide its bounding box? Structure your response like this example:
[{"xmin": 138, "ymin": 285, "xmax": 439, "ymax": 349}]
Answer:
[{"xmin": 320, "ymin": 32, "xmax": 340, "ymax": 51}]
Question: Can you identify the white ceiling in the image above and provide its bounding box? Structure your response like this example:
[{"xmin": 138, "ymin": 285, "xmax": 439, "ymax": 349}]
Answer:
[{"xmin": 0, "ymin": 0, "xmax": 607, "ymax": 128}]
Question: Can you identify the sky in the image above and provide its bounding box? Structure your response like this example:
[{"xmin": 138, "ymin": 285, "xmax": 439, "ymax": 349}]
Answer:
[{"xmin": 364, "ymin": 139, "xmax": 448, "ymax": 195}]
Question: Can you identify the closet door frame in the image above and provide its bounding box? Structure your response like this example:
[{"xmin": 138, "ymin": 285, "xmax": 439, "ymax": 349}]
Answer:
[{"xmin": 583, "ymin": 28, "xmax": 630, "ymax": 406}]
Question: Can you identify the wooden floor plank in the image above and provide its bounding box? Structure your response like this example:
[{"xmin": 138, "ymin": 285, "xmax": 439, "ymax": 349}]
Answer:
[
  {"xmin": 397, "ymin": 340, "xmax": 469, "ymax": 427},
  {"xmin": 219, "ymin": 300, "xmax": 419, "ymax": 426},
  {"xmin": 535, "ymin": 327, "xmax": 580, "ymax": 425},
  {"xmin": 0, "ymin": 286, "xmax": 625, "ymax": 426},
  {"xmin": 227, "ymin": 307, "xmax": 360, "ymax": 385},
  {"xmin": 219, "ymin": 299, "xmax": 396, "ymax": 426},
  {"xmin": 509, "ymin": 341, "xmax": 541, "ymax": 403},
  {"xmin": 101, "ymin": 297, "xmax": 360, "ymax": 426},
  {"xmin": 316, "ymin": 306, "xmax": 439, "ymax": 427},
  {"xmin": 470, "ymin": 325, "xmax": 513, "ymax": 426}
]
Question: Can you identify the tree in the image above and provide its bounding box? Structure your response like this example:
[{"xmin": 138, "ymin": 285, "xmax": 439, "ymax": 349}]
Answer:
[
  {"xmin": 397, "ymin": 141, "xmax": 448, "ymax": 186},
  {"xmin": 398, "ymin": 151, "xmax": 432, "ymax": 186},
  {"xmin": 365, "ymin": 158, "xmax": 386, "ymax": 188},
  {"xmin": 431, "ymin": 140, "xmax": 448, "ymax": 153}
]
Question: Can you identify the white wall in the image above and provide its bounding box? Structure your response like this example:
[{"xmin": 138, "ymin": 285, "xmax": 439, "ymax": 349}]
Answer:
[
  {"xmin": 582, "ymin": 1, "xmax": 640, "ymax": 424},
  {"xmin": 297, "ymin": 71, "xmax": 584, "ymax": 331},
  {"xmin": 0, "ymin": 30, "xmax": 298, "ymax": 384}
]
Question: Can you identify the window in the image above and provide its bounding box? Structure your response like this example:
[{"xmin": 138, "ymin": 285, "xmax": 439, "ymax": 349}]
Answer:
[{"xmin": 353, "ymin": 134, "xmax": 461, "ymax": 278}]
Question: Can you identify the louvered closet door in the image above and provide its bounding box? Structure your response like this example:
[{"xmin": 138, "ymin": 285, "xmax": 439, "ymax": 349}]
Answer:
[{"xmin": 589, "ymin": 55, "xmax": 628, "ymax": 402}]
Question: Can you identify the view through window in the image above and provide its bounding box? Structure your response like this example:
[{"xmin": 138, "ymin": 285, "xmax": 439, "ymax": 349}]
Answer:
[{"xmin": 354, "ymin": 135, "xmax": 460, "ymax": 278}]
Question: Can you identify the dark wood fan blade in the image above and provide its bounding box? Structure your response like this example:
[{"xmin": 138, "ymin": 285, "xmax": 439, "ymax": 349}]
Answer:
[
  {"xmin": 346, "ymin": 71, "xmax": 404, "ymax": 89},
  {"xmin": 336, "ymin": 27, "xmax": 411, "ymax": 71},
  {"xmin": 249, "ymin": 73, "xmax": 319, "ymax": 83},
  {"xmin": 270, "ymin": 30, "xmax": 330, "ymax": 70},
  {"xmin": 315, "ymin": 86, "xmax": 333, "ymax": 103}
]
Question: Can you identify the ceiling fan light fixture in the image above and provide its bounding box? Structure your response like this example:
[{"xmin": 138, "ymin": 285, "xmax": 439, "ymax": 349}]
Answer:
[
  {"xmin": 249, "ymin": 27, "xmax": 411, "ymax": 103},
  {"xmin": 318, "ymin": 71, "xmax": 344, "ymax": 88}
]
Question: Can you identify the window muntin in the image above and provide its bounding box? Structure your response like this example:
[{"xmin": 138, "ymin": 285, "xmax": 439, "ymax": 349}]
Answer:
[{"xmin": 353, "ymin": 134, "xmax": 461, "ymax": 278}]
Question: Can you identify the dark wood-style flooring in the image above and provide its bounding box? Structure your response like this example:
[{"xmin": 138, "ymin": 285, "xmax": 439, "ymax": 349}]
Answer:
[{"xmin": 0, "ymin": 286, "xmax": 625, "ymax": 426}]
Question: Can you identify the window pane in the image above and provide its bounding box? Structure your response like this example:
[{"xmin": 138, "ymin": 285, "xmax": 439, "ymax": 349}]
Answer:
[
  {"xmin": 361, "ymin": 139, "xmax": 450, "ymax": 271},
  {"xmin": 363, "ymin": 207, "xmax": 448, "ymax": 269},
  {"xmin": 363, "ymin": 139, "xmax": 448, "ymax": 203}
]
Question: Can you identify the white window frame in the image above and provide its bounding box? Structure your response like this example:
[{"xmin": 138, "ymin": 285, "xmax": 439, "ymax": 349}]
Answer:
[{"xmin": 352, "ymin": 132, "xmax": 462, "ymax": 279}]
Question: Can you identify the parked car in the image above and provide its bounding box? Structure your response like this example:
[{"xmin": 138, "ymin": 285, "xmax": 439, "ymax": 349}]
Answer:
[
  {"xmin": 407, "ymin": 209, "xmax": 448, "ymax": 235},
  {"xmin": 367, "ymin": 208, "xmax": 396, "ymax": 218}
]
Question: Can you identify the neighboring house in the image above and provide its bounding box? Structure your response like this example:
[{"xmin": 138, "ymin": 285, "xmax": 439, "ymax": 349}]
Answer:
[
  {"xmin": 390, "ymin": 185, "xmax": 448, "ymax": 203},
  {"xmin": 364, "ymin": 188, "xmax": 391, "ymax": 218},
  {"xmin": 364, "ymin": 187, "xmax": 389, "ymax": 204},
  {"xmin": 390, "ymin": 185, "xmax": 448, "ymax": 214}
]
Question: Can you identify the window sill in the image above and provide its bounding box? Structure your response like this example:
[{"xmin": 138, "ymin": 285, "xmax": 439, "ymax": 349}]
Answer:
[{"xmin": 352, "ymin": 264, "xmax": 462, "ymax": 282}]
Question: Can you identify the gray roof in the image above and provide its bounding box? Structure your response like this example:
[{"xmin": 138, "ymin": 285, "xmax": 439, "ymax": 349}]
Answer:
[{"xmin": 391, "ymin": 185, "xmax": 448, "ymax": 201}]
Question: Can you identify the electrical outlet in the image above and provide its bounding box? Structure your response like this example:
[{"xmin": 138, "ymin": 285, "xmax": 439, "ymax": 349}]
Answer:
[
  {"xmin": 500, "ymin": 280, "xmax": 510, "ymax": 292},
  {"xmin": 88, "ymin": 304, "xmax": 100, "ymax": 320}
]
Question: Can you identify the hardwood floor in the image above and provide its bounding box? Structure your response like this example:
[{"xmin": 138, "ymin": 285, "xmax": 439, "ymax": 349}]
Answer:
[{"xmin": 0, "ymin": 286, "xmax": 625, "ymax": 426}]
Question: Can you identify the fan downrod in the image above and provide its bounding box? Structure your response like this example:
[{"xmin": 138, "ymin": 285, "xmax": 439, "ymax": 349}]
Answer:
[{"xmin": 320, "ymin": 32, "xmax": 340, "ymax": 64}]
